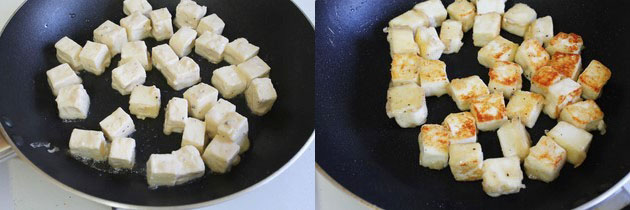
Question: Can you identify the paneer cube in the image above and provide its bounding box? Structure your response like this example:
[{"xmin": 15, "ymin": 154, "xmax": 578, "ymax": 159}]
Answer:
[
  {"xmin": 55, "ymin": 36, "xmax": 83, "ymax": 71},
  {"xmin": 163, "ymin": 97, "xmax": 188, "ymax": 135},
  {"xmin": 497, "ymin": 119, "xmax": 531, "ymax": 161},
  {"xmin": 123, "ymin": 0, "xmax": 152, "ymax": 16},
  {"xmin": 217, "ymin": 112, "xmax": 249, "ymax": 153},
  {"xmin": 236, "ymin": 56, "xmax": 271, "ymax": 86},
  {"xmin": 172, "ymin": 145, "xmax": 205, "ymax": 184},
  {"xmin": 413, "ymin": 0, "xmax": 447, "ymax": 27},
  {"xmin": 47, "ymin": 63, "xmax": 82, "ymax": 96},
  {"xmin": 524, "ymin": 16, "xmax": 554, "ymax": 46},
  {"xmin": 69, "ymin": 129, "xmax": 108, "ymax": 161},
  {"xmin": 202, "ymin": 136, "xmax": 240, "ymax": 173},
  {"xmin": 418, "ymin": 124, "xmax": 450, "ymax": 170},
  {"xmin": 149, "ymin": 8, "xmax": 174, "ymax": 41},
  {"xmin": 477, "ymin": 36, "xmax": 519, "ymax": 68},
  {"xmin": 223, "ymin": 38, "xmax": 260, "ymax": 65},
  {"xmin": 476, "ymin": 0, "xmax": 505, "ymax": 14},
  {"xmin": 99, "ymin": 107, "xmax": 135, "ymax": 141},
  {"xmin": 545, "ymin": 32, "xmax": 583, "ymax": 55},
  {"xmin": 120, "ymin": 12, "xmax": 152, "ymax": 41},
  {"xmin": 151, "ymin": 44, "xmax": 179, "ymax": 72},
  {"xmin": 469, "ymin": 92, "xmax": 508, "ymax": 131},
  {"xmin": 448, "ymin": 75, "xmax": 490, "ymax": 111},
  {"xmin": 56, "ymin": 84, "xmax": 90, "ymax": 120},
  {"xmin": 515, "ymin": 39, "xmax": 550, "ymax": 79},
  {"xmin": 120, "ymin": 41, "xmax": 152, "ymax": 71},
  {"xmin": 549, "ymin": 52, "xmax": 582, "ymax": 80},
  {"xmin": 389, "ymin": 53, "xmax": 421, "ymax": 87},
  {"xmin": 146, "ymin": 153, "xmax": 181, "ymax": 187},
  {"xmin": 488, "ymin": 61, "xmax": 523, "ymax": 98},
  {"xmin": 174, "ymin": 0, "xmax": 207, "ymax": 29},
  {"xmin": 183, "ymin": 83, "xmax": 218, "ymax": 119},
  {"xmin": 481, "ymin": 157, "xmax": 525, "ymax": 197},
  {"xmin": 446, "ymin": 0, "xmax": 476, "ymax": 32},
  {"xmin": 415, "ymin": 26, "xmax": 445, "ymax": 60},
  {"xmin": 385, "ymin": 83, "xmax": 428, "ymax": 128},
  {"xmin": 559, "ymin": 100, "xmax": 606, "ymax": 134},
  {"xmin": 448, "ymin": 142, "xmax": 483, "ymax": 181},
  {"xmin": 170, "ymin": 27, "xmax": 198, "ymax": 58},
  {"xmin": 442, "ymin": 112, "xmax": 477, "ymax": 144},
  {"xmin": 181, "ymin": 118, "xmax": 207, "ymax": 154},
  {"xmin": 439, "ymin": 20, "xmax": 464, "ymax": 54},
  {"xmin": 129, "ymin": 85, "xmax": 160, "ymax": 119},
  {"xmin": 79, "ymin": 41, "xmax": 111, "ymax": 76},
  {"xmin": 387, "ymin": 27, "xmax": 419, "ymax": 57},
  {"xmin": 473, "ymin": 13, "xmax": 501, "ymax": 47},
  {"xmin": 530, "ymin": 66, "xmax": 563, "ymax": 95},
  {"xmin": 205, "ymin": 99, "xmax": 236, "ymax": 138},
  {"xmin": 388, "ymin": 10, "xmax": 429, "ymax": 31},
  {"xmin": 547, "ymin": 121, "xmax": 593, "ymax": 167},
  {"xmin": 524, "ymin": 136, "xmax": 567, "ymax": 182},
  {"xmin": 163, "ymin": 56, "xmax": 201, "ymax": 91},
  {"xmin": 195, "ymin": 31, "xmax": 229, "ymax": 64},
  {"xmin": 211, "ymin": 65, "xmax": 247, "ymax": 99},
  {"xmin": 111, "ymin": 61, "xmax": 147, "ymax": 95},
  {"xmin": 418, "ymin": 58, "xmax": 449, "ymax": 97},
  {"xmin": 505, "ymin": 90, "xmax": 544, "ymax": 128},
  {"xmin": 502, "ymin": 3, "xmax": 536, "ymax": 37},
  {"xmin": 578, "ymin": 60, "xmax": 612, "ymax": 100},
  {"xmin": 93, "ymin": 20, "xmax": 127, "ymax": 55},
  {"xmin": 197, "ymin": 14, "xmax": 225, "ymax": 35},
  {"xmin": 245, "ymin": 78, "xmax": 277, "ymax": 116},
  {"xmin": 108, "ymin": 137, "xmax": 136, "ymax": 169},
  {"xmin": 543, "ymin": 78, "xmax": 582, "ymax": 119}
]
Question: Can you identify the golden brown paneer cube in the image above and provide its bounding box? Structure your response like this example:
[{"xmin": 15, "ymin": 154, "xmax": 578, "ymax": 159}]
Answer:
[{"xmin": 578, "ymin": 60, "xmax": 612, "ymax": 100}]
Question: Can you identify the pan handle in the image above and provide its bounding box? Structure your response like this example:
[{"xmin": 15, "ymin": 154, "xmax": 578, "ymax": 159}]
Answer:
[{"xmin": 577, "ymin": 174, "xmax": 630, "ymax": 210}]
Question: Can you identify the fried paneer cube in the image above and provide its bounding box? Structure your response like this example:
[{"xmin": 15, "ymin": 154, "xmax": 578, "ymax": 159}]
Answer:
[
  {"xmin": 543, "ymin": 78, "xmax": 582, "ymax": 119},
  {"xmin": 415, "ymin": 26, "xmax": 445, "ymax": 60},
  {"xmin": 387, "ymin": 27, "xmax": 419, "ymax": 57},
  {"xmin": 530, "ymin": 66, "xmax": 564, "ymax": 95},
  {"xmin": 505, "ymin": 90, "xmax": 544, "ymax": 128},
  {"xmin": 578, "ymin": 60, "xmax": 612, "ymax": 100},
  {"xmin": 515, "ymin": 39, "xmax": 550, "ymax": 79},
  {"xmin": 545, "ymin": 32, "xmax": 583, "ymax": 55},
  {"xmin": 502, "ymin": 3, "xmax": 536, "ymax": 37},
  {"xmin": 559, "ymin": 100, "xmax": 606, "ymax": 134},
  {"xmin": 549, "ymin": 52, "xmax": 582, "ymax": 80},
  {"xmin": 386, "ymin": 83, "xmax": 428, "ymax": 128},
  {"xmin": 524, "ymin": 136, "xmax": 567, "ymax": 183},
  {"xmin": 418, "ymin": 124, "xmax": 450, "ymax": 170},
  {"xmin": 547, "ymin": 121, "xmax": 592, "ymax": 167},
  {"xmin": 473, "ymin": 12, "xmax": 501, "ymax": 47},
  {"xmin": 488, "ymin": 61, "xmax": 523, "ymax": 98},
  {"xmin": 497, "ymin": 119, "xmax": 531, "ymax": 161},
  {"xmin": 390, "ymin": 53, "xmax": 421, "ymax": 86},
  {"xmin": 469, "ymin": 93, "xmax": 508, "ymax": 131},
  {"xmin": 477, "ymin": 36, "xmax": 519, "ymax": 68},
  {"xmin": 442, "ymin": 112, "xmax": 477, "ymax": 144},
  {"xmin": 448, "ymin": 75, "xmax": 490, "ymax": 111},
  {"xmin": 446, "ymin": 0, "xmax": 476, "ymax": 32},
  {"xmin": 449, "ymin": 142, "xmax": 483, "ymax": 181},
  {"xmin": 418, "ymin": 58, "xmax": 449, "ymax": 97},
  {"xmin": 524, "ymin": 16, "xmax": 554, "ymax": 46},
  {"xmin": 482, "ymin": 156, "xmax": 525, "ymax": 197}
]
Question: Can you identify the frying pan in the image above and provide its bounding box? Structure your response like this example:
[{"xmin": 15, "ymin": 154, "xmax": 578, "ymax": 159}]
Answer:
[
  {"xmin": 315, "ymin": 0, "xmax": 630, "ymax": 209},
  {"xmin": 0, "ymin": 0, "xmax": 314, "ymax": 208}
]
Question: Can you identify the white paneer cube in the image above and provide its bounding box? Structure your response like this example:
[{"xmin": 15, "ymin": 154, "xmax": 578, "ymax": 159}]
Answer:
[
  {"xmin": 389, "ymin": 53, "xmax": 421, "ymax": 87},
  {"xmin": 502, "ymin": 3, "xmax": 536, "ymax": 37},
  {"xmin": 415, "ymin": 26, "xmax": 445, "ymax": 60},
  {"xmin": 481, "ymin": 157, "xmax": 525, "ymax": 197},
  {"xmin": 99, "ymin": 107, "xmax": 135, "ymax": 141},
  {"xmin": 146, "ymin": 153, "xmax": 181, "ymax": 187},
  {"xmin": 111, "ymin": 61, "xmax": 147, "ymax": 95},
  {"xmin": 413, "ymin": 0, "xmax": 447, "ymax": 27},
  {"xmin": 515, "ymin": 39, "xmax": 550, "ymax": 79},
  {"xmin": 174, "ymin": 0, "xmax": 207, "ymax": 29},
  {"xmin": 183, "ymin": 83, "xmax": 218, "ymax": 119},
  {"xmin": 505, "ymin": 90, "xmax": 544, "ymax": 128},
  {"xmin": 163, "ymin": 56, "xmax": 201, "ymax": 90},
  {"xmin": 559, "ymin": 100, "xmax": 606, "ymax": 134},
  {"xmin": 149, "ymin": 8, "xmax": 174, "ymax": 41},
  {"xmin": 418, "ymin": 124, "xmax": 450, "ymax": 170},
  {"xmin": 151, "ymin": 44, "xmax": 179, "ymax": 72},
  {"xmin": 245, "ymin": 78, "xmax": 277, "ymax": 116},
  {"xmin": 524, "ymin": 136, "xmax": 567, "ymax": 182},
  {"xmin": 79, "ymin": 41, "xmax": 111, "ymax": 76},
  {"xmin": 448, "ymin": 142, "xmax": 483, "ymax": 181},
  {"xmin": 195, "ymin": 31, "xmax": 229, "ymax": 64},
  {"xmin": 223, "ymin": 38, "xmax": 260, "ymax": 65},
  {"xmin": 549, "ymin": 52, "xmax": 582, "ymax": 80},
  {"xmin": 488, "ymin": 61, "xmax": 522, "ymax": 98},
  {"xmin": 197, "ymin": 14, "xmax": 225, "ymax": 35},
  {"xmin": 446, "ymin": 0, "xmax": 476, "ymax": 32},
  {"xmin": 211, "ymin": 65, "xmax": 247, "ymax": 99},
  {"xmin": 123, "ymin": 0, "xmax": 152, "ymax": 16},
  {"xmin": 56, "ymin": 84, "xmax": 90, "ymax": 120},
  {"xmin": 439, "ymin": 20, "xmax": 464, "ymax": 54},
  {"xmin": 473, "ymin": 13, "xmax": 501, "ymax": 47},
  {"xmin": 387, "ymin": 27, "xmax": 419, "ymax": 57},
  {"xmin": 120, "ymin": 12, "xmax": 152, "ymax": 41},
  {"xmin": 217, "ymin": 112, "xmax": 249, "ymax": 153},
  {"xmin": 182, "ymin": 118, "xmax": 207, "ymax": 153},
  {"xmin": 543, "ymin": 78, "xmax": 582, "ymax": 119},
  {"xmin": 54, "ymin": 37, "xmax": 83, "ymax": 71},
  {"xmin": 236, "ymin": 56, "xmax": 271, "ymax": 86},
  {"xmin": 476, "ymin": 0, "xmax": 505, "ymax": 14},
  {"xmin": 170, "ymin": 27, "xmax": 197, "ymax": 58},
  {"xmin": 108, "ymin": 137, "xmax": 136, "ymax": 169},
  {"xmin": 547, "ymin": 121, "xmax": 593, "ymax": 167},
  {"xmin": 120, "ymin": 41, "xmax": 152, "ymax": 71},
  {"xmin": 69, "ymin": 129, "xmax": 108, "ymax": 161},
  {"xmin": 469, "ymin": 92, "xmax": 508, "ymax": 131},
  {"xmin": 418, "ymin": 58, "xmax": 449, "ymax": 97},
  {"xmin": 93, "ymin": 21, "xmax": 127, "ymax": 55},
  {"xmin": 47, "ymin": 63, "xmax": 82, "ymax": 96},
  {"xmin": 447, "ymin": 75, "xmax": 490, "ymax": 111},
  {"xmin": 530, "ymin": 66, "xmax": 564, "ymax": 95},
  {"xmin": 442, "ymin": 112, "xmax": 477, "ymax": 144},
  {"xmin": 497, "ymin": 119, "xmax": 531, "ymax": 161},
  {"xmin": 164, "ymin": 97, "xmax": 188, "ymax": 135},
  {"xmin": 129, "ymin": 85, "xmax": 161, "ymax": 119},
  {"xmin": 385, "ymin": 83, "xmax": 428, "ymax": 128},
  {"xmin": 545, "ymin": 32, "xmax": 583, "ymax": 55},
  {"xmin": 524, "ymin": 16, "xmax": 554, "ymax": 46},
  {"xmin": 478, "ymin": 36, "xmax": 519, "ymax": 68},
  {"xmin": 172, "ymin": 145, "xmax": 205, "ymax": 184},
  {"xmin": 202, "ymin": 136, "xmax": 240, "ymax": 173},
  {"xmin": 388, "ymin": 10, "xmax": 429, "ymax": 31},
  {"xmin": 578, "ymin": 60, "xmax": 611, "ymax": 100},
  {"xmin": 205, "ymin": 99, "xmax": 236, "ymax": 138}
]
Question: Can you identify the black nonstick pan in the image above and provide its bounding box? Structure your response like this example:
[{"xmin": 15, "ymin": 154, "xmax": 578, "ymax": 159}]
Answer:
[
  {"xmin": 0, "ymin": 0, "xmax": 313, "ymax": 208},
  {"xmin": 316, "ymin": 0, "xmax": 630, "ymax": 209}
]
